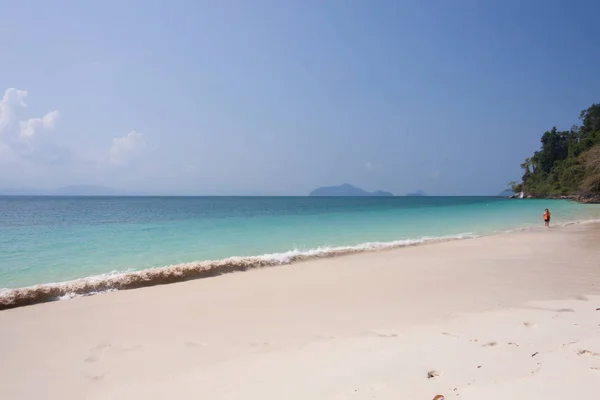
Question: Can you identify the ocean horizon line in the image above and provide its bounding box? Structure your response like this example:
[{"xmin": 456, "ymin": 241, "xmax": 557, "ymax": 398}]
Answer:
[{"xmin": 0, "ymin": 194, "xmax": 514, "ymax": 198}]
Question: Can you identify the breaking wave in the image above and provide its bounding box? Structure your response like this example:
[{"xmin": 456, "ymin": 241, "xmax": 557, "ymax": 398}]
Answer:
[{"xmin": 0, "ymin": 233, "xmax": 478, "ymax": 310}]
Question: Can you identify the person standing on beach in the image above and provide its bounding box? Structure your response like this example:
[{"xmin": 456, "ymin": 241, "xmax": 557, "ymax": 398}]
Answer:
[{"xmin": 543, "ymin": 209, "xmax": 551, "ymax": 227}]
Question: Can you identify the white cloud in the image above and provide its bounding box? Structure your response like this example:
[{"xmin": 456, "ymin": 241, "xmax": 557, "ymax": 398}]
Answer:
[
  {"xmin": 1, "ymin": 87, "xmax": 149, "ymax": 184},
  {"xmin": 20, "ymin": 110, "xmax": 61, "ymax": 138},
  {"xmin": 108, "ymin": 130, "xmax": 146, "ymax": 165},
  {"xmin": 0, "ymin": 88, "xmax": 28, "ymax": 134},
  {"xmin": 0, "ymin": 88, "xmax": 69, "ymax": 166},
  {"xmin": 430, "ymin": 169, "xmax": 441, "ymax": 180}
]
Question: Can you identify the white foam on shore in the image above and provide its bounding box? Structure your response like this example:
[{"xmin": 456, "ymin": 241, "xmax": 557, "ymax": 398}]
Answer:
[
  {"xmin": 1, "ymin": 217, "xmax": 598, "ymax": 310},
  {"xmin": 0, "ymin": 232, "xmax": 478, "ymax": 309}
]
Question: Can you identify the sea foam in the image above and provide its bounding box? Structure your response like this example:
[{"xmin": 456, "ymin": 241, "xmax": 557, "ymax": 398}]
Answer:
[{"xmin": 0, "ymin": 233, "xmax": 477, "ymax": 310}]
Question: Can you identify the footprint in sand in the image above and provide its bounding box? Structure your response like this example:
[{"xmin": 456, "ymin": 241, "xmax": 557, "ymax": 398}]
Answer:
[
  {"xmin": 561, "ymin": 341, "xmax": 579, "ymax": 347},
  {"xmin": 82, "ymin": 372, "xmax": 105, "ymax": 382},
  {"xmin": 85, "ymin": 342, "xmax": 141, "ymax": 364},
  {"xmin": 89, "ymin": 343, "xmax": 112, "ymax": 352},
  {"xmin": 482, "ymin": 341, "xmax": 498, "ymax": 347},
  {"xmin": 523, "ymin": 322, "xmax": 537, "ymax": 328},
  {"xmin": 577, "ymin": 350, "xmax": 600, "ymax": 357},
  {"xmin": 84, "ymin": 343, "xmax": 110, "ymax": 363},
  {"xmin": 441, "ymin": 332, "xmax": 458, "ymax": 338},
  {"xmin": 89, "ymin": 374, "xmax": 104, "ymax": 381}
]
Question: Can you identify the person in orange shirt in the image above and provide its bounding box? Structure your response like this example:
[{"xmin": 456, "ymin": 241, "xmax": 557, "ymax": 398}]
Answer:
[{"xmin": 543, "ymin": 209, "xmax": 551, "ymax": 227}]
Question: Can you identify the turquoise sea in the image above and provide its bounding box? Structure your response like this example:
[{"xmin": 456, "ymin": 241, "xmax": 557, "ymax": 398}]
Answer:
[{"xmin": 1, "ymin": 196, "xmax": 599, "ymax": 295}]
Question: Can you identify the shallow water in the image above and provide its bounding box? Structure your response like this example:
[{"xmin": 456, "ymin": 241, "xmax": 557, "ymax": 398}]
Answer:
[{"xmin": 1, "ymin": 196, "xmax": 598, "ymax": 291}]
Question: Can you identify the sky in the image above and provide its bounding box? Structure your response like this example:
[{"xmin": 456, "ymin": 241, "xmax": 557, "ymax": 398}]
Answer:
[{"xmin": 1, "ymin": 0, "xmax": 599, "ymax": 196}]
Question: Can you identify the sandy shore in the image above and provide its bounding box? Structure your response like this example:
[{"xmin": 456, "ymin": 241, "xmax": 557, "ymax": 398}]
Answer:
[{"xmin": 1, "ymin": 223, "xmax": 600, "ymax": 399}]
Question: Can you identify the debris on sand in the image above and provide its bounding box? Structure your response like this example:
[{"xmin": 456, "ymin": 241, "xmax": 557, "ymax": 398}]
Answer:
[{"xmin": 427, "ymin": 370, "xmax": 440, "ymax": 379}]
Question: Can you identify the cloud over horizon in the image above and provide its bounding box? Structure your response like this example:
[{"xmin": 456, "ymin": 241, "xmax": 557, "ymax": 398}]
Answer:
[
  {"xmin": 20, "ymin": 110, "xmax": 61, "ymax": 138},
  {"xmin": 0, "ymin": 88, "xmax": 69, "ymax": 165},
  {"xmin": 108, "ymin": 131, "xmax": 146, "ymax": 165},
  {"xmin": 0, "ymin": 88, "xmax": 147, "ymax": 181}
]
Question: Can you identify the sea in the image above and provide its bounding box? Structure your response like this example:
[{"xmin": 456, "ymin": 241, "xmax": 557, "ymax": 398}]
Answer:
[{"xmin": 1, "ymin": 196, "xmax": 599, "ymax": 306}]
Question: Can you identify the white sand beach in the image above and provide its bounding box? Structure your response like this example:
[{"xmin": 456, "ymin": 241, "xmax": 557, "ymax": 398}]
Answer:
[{"xmin": 1, "ymin": 223, "xmax": 599, "ymax": 399}]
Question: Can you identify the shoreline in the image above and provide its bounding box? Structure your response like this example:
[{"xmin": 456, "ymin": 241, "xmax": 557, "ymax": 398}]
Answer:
[
  {"xmin": 2, "ymin": 217, "xmax": 599, "ymax": 310},
  {"xmin": 0, "ymin": 232, "xmax": 477, "ymax": 310},
  {"xmin": 1, "ymin": 221, "xmax": 599, "ymax": 399}
]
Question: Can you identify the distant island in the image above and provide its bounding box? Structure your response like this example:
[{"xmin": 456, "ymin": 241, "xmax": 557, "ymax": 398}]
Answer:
[
  {"xmin": 406, "ymin": 190, "xmax": 427, "ymax": 197},
  {"xmin": 309, "ymin": 184, "xmax": 393, "ymax": 197}
]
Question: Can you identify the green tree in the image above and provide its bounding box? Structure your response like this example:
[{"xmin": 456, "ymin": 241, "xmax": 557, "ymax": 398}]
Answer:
[
  {"xmin": 516, "ymin": 103, "xmax": 600, "ymax": 199},
  {"xmin": 508, "ymin": 181, "xmax": 522, "ymax": 193}
]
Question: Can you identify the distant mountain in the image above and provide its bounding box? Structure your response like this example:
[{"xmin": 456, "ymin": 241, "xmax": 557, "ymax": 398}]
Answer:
[
  {"xmin": 406, "ymin": 189, "xmax": 427, "ymax": 197},
  {"xmin": 309, "ymin": 183, "xmax": 394, "ymax": 197}
]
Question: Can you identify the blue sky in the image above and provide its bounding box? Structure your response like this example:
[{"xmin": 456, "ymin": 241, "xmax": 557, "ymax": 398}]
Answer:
[{"xmin": 1, "ymin": 0, "xmax": 599, "ymax": 195}]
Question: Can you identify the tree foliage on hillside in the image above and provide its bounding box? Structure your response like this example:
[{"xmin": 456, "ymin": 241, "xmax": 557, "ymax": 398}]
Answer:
[{"xmin": 517, "ymin": 103, "xmax": 600, "ymax": 197}]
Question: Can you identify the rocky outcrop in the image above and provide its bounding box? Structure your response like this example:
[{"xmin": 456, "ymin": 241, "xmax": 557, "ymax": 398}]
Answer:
[
  {"xmin": 573, "ymin": 194, "xmax": 600, "ymax": 203},
  {"xmin": 509, "ymin": 191, "xmax": 600, "ymax": 203}
]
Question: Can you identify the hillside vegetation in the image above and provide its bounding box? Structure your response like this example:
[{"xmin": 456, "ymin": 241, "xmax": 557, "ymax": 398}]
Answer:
[{"xmin": 511, "ymin": 103, "xmax": 600, "ymax": 200}]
